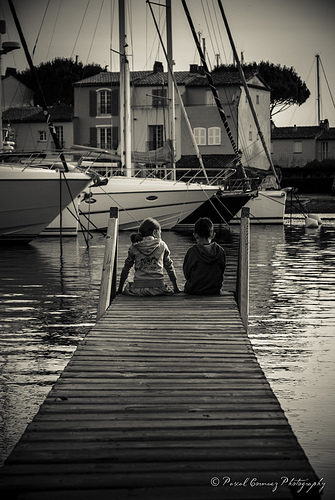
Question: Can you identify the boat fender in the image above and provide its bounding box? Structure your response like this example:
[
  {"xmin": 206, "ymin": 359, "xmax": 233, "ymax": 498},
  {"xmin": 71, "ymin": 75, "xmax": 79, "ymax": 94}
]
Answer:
[
  {"xmin": 308, "ymin": 213, "xmax": 322, "ymax": 225},
  {"xmin": 305, "ymin": 216, "xmax": 319, "ymax": 228}
]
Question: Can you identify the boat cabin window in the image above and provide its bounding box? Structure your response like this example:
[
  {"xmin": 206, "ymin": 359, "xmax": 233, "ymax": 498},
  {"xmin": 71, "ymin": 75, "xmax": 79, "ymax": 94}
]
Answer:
[
  {"xmin": 208, "ymin": 127, "xmax": 221, "ymax": 146},
  {"xmin": 194, "ymin": 127, "xmax": 206, "ymax": 146}
]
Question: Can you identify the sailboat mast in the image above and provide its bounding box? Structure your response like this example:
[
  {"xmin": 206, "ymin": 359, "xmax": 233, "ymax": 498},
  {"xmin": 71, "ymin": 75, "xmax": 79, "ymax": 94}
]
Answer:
[
  {"xmin": 316, "ymin": 53, "xmax": 321, "ymax": 125},
  {"xmin": 166, "ymin": 0, "xmax": 176, "ymax": 179},
  {"xmin": 216, "ymin": 0, "xmax": 279, "ymax": 184},
  {"xmin": 119, "ymin": 0, "xmax": 131, "ymax": 177}
]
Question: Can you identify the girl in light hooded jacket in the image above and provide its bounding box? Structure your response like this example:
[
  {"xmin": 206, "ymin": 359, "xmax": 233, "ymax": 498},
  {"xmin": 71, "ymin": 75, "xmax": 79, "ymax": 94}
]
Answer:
[{"xmin": 117, "ymin": 218, "xmax": 180, "ymax": 296}]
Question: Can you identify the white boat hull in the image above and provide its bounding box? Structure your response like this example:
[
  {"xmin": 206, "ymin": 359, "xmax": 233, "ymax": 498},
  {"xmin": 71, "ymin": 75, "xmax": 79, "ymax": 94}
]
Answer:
[
  {"xmin": 230, "ymin": 189, "xmax": 287, "ymax": 224},
  {"xmin": 0, "ymin": 165, "xmax": 91, "ymax": 242},
  {"xmin": 45, "ymin": 176, "xmax": 220, "ymax": 233}
]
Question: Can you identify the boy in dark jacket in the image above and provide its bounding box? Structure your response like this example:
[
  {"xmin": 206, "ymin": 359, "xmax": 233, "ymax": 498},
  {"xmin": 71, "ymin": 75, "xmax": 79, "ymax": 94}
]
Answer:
[{"xmin": 183, "ymin": 217, "xmax": 226, "ymax": 295}]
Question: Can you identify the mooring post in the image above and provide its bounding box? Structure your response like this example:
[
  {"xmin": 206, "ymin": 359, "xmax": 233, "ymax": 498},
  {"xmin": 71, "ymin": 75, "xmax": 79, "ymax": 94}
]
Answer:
[
  {"xmin": 97, "ymin": 207, "xmax": 119, "ymax": 320},
  {"xmin": 237, "ymin": 206, "xmax": 250, "ymax": 331}
]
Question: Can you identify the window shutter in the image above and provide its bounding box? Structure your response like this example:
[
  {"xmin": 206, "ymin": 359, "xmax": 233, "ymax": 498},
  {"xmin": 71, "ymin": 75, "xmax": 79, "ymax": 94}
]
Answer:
[
  {"xmin": 112, "ymin": 126, "xmax": 119, "ymax": 150},
  {"xmin": 111, "ymin": 89, "xmax": 119, "ymax": 116},
  {"xmin": 89, "ymin": 127, "xmax": 97, "ymax": 147},
  {"xmin": 89, "ymin": 91, "xmax": 97, "ymax": 117}
]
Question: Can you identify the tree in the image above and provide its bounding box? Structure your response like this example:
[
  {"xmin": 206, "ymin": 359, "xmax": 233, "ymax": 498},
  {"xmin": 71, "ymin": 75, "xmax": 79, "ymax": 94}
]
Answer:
[
  {"xmin": 17, "ymin": 57, "xmax": 105, "ymax": 106},
  {"xmin": 213, "ymin": 61, "xmax": 311, "ymax": 118}
]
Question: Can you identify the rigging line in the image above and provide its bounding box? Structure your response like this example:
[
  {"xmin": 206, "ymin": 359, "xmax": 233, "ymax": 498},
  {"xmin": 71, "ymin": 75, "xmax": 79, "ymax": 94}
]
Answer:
[
  {"xmin": 60, "ymin": 171, "xmax": 90, "ymax": 247},
  {"xmin": 200, "ymin": 0, "xmax": 218, "ymax": 67},
  {"xmin": 7, "ymin": 0, "xmax": 69, "ymax": 172},
  {"xmin": 32, "ymin": 0, "xmax": 51, "ymax": 57},
  {"xmin": 94, "ymin": 184, "xmax": 141, "ymax": 225},
  {"xmin": 83, "ymin": 0, "xmax": 105, "ymax": 67},
  {"xmin": 216, "ymin": 0, "xmax": 278, "ymax": 181},
  {"xmin": 69, "ymin": 0, "xmax": 91, "ymax": 60},
  {"xmin": 46, "ymin": 0, "xmax": 63, "ymax": 62},
  {"xmin": 209, "ymin": 0, "xmax": 228, "ymax": 65},
  {"xmin": 147, "ymin": 0, "xmax": 209, "ymax": 183},
  {"xmin": 181, "ymin": 0, "xmax": 245, "ymax": 176},
  {"xmin": 319, "ymin": 58, "xmax": 335, "ymax": 108}
]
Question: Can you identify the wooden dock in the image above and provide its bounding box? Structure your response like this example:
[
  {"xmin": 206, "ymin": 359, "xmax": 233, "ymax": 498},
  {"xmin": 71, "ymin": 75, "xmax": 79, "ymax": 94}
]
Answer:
[
  {"xmin": 0, "ymin": 292, "xmax": 322, "ymax": 499},
  {"xmin": 0, "ymin": 210, "xmax": 322, "ymax": 499}
]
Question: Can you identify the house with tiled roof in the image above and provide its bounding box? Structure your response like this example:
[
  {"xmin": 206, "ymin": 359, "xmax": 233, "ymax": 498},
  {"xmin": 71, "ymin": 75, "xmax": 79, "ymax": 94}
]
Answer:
[
  {"xmin": 73, "ymin": 61, "xmax": 272, "ymax": 178},
  {"xmin": 3, "ymin": 104, "xmax": 74, "ymax": 151},
  {"xmin": 271, "ymin": 119, "xmax": 335, "ymax": 167}
]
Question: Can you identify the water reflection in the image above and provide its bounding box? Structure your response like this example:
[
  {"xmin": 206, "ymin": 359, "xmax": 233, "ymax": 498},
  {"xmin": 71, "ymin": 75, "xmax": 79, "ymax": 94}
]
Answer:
[{"xmin": 248, "ymin": 224, "xmax": 335, "ymax": 499}]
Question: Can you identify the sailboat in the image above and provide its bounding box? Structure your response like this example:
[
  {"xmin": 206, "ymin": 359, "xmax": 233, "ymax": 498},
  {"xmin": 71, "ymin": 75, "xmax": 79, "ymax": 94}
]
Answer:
[
  {"xmin": 178, "ymin": 0, "xmax": 287, "ymax": 225},
  {"xmin": 0, "ymin": 7, "xmax": 97, "ymax": 243},
  {"xmin": 0, "ymin": 162, "xmax": 93, "ymax": 243}
]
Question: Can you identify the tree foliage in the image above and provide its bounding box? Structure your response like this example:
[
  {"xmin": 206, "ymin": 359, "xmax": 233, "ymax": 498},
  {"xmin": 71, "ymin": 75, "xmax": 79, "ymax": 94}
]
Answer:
[
  {"xmin": 213, "ymin": 61, "xmax": 311, "ymax": 117},
  {"xmin": 17, "ymin": 58, "xmax": 105, "ymax": 106}
]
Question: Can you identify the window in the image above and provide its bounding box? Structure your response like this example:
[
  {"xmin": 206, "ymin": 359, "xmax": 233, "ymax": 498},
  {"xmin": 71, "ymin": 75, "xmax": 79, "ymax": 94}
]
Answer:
[
  {"xmin": 152, "ymin": 88, "xmax": 167, "ymax": 107},
  {"xmin": 208, "ymin": 127, "xmax": 221, "ymax": 145},
  {"xmin": 293, "ymin": 141, "xmax": 302, "ymax": 153},
  {"xmin": 321, "ymin": 141, "xmax": 328, "ymax": 160},
  {"xmin": 206, "ymin": 90, "xmax": 218, "ymax": 106},
  {"xmin": 148, "ymin": 125, "xmax": 164, "ymax": 150},
  {"xmin": 194, "ymin": 127, "xmax": 206, "ymax": 146},
  {"xmin": 98, "ymin": 127, "xmax": 112, "ymax": 149},
  {"xmin": 98, "ymin": 89, "xmax": 111, "ymax": 115},
  {"xmin": 39, "ymin": 130, "xmax": 47, "ymax": 141}
]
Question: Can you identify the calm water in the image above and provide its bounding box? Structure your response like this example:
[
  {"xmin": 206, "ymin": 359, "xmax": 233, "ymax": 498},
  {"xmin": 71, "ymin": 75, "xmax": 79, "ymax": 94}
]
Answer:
[{"xmin": 0, "ymin": 221, "xmax": 334, "ymax": 498}]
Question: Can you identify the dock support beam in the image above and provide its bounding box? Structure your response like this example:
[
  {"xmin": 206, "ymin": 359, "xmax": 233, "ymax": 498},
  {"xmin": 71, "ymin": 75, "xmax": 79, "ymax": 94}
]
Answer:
[
  {"xmin": 237, "ymin": 206, "xmax": 250, "ymax": 331},
  {"xmin": 97, "ymin": 207, "xmax": 119, "ymax": 320}
]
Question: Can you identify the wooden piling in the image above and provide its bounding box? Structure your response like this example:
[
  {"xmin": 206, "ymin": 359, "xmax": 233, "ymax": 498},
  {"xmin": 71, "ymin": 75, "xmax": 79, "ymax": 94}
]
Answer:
[
  {"xmin": 236, "ymin": 206, "xmax": 250, "ymax": 331},
  {"xmin": 96, "ymin": 207, "xmax": 118, "ymax": 321}
]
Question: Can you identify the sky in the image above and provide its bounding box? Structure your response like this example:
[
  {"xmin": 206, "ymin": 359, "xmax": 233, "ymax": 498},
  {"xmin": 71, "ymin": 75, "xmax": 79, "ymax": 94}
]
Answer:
[{"xmin": 1, "ymin": 0, "xmax": 335, "ymax": 127}]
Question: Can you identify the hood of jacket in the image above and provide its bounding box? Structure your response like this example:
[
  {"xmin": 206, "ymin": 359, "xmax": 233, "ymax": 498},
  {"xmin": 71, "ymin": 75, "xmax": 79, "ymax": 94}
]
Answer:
[
  {"xmin": 193, "ymin": 242, "xmax": 223, "ymax": 264},
  {"xmin": 133, "ymin": 236, "xmax": 161, "ymax": 256}
]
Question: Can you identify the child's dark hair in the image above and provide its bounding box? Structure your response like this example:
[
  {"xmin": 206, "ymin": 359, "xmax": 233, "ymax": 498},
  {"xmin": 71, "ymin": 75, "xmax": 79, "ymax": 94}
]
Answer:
[
  {"xmin": 194, "ymin": 217, "xmax": 214, "ymax": 238},
  {"xmin": 130, "ymin": 218, "xmax": 161, "ymax": 243}
]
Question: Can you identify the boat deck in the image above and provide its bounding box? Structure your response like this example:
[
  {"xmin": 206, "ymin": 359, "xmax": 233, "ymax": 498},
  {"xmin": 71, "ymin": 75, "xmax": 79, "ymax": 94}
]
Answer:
[{"xmin": 0, "ymin": 292, "xmax": 322, "ymax": 499}]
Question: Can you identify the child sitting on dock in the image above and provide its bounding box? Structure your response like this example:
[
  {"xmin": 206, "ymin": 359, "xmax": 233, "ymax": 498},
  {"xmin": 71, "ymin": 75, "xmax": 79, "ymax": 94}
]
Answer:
[
  {"xmin": 183, "ymin": 217, "xmax": 226, "ymax": 295},
  {"xmin": 117, "ymin": 217, "xmax": 180, "ymax": 296}
]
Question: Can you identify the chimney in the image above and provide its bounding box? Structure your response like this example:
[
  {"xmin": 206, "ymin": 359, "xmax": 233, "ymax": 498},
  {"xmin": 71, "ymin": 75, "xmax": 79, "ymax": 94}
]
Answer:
[
  {"xmin": 189, "ymin": 64, "xmax": 199, "ymax": 73},
  {"xmin": 320, "ymin": 119, "xmax": 329, "ymax": 131},
  {"xmin": 153, "ymin": 61, "xmax": 163, "ymax": 73},
  {"xmin": 293, "ymin": 124, "xmax": 297, "ymax": 133}
]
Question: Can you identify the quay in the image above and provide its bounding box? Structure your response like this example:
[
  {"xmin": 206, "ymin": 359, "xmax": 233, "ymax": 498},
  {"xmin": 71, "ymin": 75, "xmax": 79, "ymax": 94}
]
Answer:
[{"xmin": 0, "ymin": 210, "xmax": 322, "ymax": 499}]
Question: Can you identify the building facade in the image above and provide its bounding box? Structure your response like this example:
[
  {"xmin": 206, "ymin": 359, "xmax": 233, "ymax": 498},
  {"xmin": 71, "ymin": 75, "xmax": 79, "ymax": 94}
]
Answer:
[
  {"xmin": 271, "ymin": 119, "xmax": 335, "ymax": 168},
  {"xmin": 73, "ymin": 63, "xmax": 272, "ymax": 177}
]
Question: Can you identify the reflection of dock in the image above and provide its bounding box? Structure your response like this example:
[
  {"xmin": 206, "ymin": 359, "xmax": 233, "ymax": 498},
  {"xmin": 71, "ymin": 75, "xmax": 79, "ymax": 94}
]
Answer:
[{"xmin": 0, "ymin": 213, "xmax": 322, "ymax": 499}]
